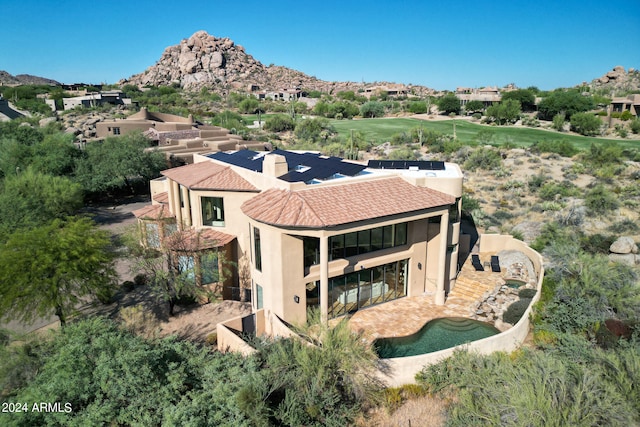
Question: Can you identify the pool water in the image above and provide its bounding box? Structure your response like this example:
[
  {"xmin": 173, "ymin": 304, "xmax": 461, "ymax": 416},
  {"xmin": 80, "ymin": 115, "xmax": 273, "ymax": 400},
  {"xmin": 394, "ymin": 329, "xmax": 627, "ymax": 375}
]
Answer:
[
  {"xmin": 505, "ymin": 279, "xmax": 526, "ymax": 288},
  {"xmin": 374, "ymin": 317, "xmax": 500, "ymax": 358}
]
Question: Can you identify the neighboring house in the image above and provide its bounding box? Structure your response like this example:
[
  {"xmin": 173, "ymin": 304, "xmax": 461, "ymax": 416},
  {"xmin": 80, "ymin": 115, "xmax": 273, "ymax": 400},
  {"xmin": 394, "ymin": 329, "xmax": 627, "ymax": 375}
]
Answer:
[
  {"xmin": 95, "ymin": 107, "xmax": 195, "ymax": 138},
  {"xmin": 456, "ymin": 86, "xmax": 502, "ymax": 107},
  {"xmin": 96, "ymin": 108, "xmax": 269, "ymax": 163},
  {"xmin": 256, "ymin": 88, "xmax": 305, "ymax": 101},
  {"xmin": 134, "ymin": 150, "xmax": 464, "ymax": 336},
  {"xmin": 610, "ymin": 94, "xmax": 640, "ymax": 118},
  {"xmin": 363, "ymin": 84, "xmax": 409, "ymax": 98},
  {"xmin": 49, "ymin": 90, "xmax": 134, "ymax": 111}
]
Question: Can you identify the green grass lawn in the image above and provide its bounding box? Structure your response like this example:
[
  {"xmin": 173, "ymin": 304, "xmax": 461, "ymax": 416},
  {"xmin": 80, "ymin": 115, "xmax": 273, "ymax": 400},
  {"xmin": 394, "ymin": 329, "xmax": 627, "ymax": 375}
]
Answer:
[{"xmin": 328, "ymin": 117, "xmax": 639, "ymax": 151}]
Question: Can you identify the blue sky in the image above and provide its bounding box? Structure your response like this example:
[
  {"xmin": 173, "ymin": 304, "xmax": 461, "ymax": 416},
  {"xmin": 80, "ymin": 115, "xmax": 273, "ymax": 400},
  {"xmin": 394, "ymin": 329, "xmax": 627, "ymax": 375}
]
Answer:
[{"xmin": 1, "ymin": 0, "xmax": 638, "ymax": 90}]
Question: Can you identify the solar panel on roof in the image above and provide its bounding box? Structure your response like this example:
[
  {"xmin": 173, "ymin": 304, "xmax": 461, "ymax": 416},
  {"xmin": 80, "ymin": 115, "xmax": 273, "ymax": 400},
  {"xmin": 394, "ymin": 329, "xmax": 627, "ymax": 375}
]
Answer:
[{"xmin": 367, "ymin": 160, "xmax": 445, "ymax": 171}]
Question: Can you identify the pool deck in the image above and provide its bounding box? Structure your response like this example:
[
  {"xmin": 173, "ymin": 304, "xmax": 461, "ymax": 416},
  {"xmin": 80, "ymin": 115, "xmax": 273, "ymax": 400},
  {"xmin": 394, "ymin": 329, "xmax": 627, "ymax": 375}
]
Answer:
[{"xmin": 348, "ymin": 253, "xmax": 507, "ymax": 342}]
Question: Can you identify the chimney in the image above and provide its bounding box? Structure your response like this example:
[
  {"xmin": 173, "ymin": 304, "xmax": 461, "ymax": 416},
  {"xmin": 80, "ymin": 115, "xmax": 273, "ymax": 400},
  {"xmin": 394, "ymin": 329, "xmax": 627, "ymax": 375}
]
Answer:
[{"xmin": 263, "ymin": 153, "xmax": 288, "ymax": 178}]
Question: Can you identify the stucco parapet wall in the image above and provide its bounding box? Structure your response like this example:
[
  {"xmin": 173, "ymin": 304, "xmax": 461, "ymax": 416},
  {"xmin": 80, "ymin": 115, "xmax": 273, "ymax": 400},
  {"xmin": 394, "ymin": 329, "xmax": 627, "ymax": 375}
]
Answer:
[
  {"xmin": 217, "ymin": 323, "xmax": 256, "ymax": 356},
  {"xmin": 376, "ymin": 234, "xmax": 544, "ymax": 387}
]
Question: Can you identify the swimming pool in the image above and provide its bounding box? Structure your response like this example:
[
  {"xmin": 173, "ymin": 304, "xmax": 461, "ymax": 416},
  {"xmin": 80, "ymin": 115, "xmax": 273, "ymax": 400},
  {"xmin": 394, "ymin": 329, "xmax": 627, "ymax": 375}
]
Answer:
[{"xmin": 374, "ymin": 317, "xmax": 500, "ymax": 358}]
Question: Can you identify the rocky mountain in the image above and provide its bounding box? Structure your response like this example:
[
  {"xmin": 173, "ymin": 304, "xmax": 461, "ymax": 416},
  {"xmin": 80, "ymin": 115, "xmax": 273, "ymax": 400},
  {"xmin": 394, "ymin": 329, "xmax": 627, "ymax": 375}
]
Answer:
[
  {"xmin": 121, "ymin": 30, "xmax": 411, "ymax": 94},
  {"xmin": 587, "ymin": 65, "xmax": 640, "ymax": 94},
  {"xmin": 0, "ymin": 70, "xmax": 60, "ymax": 86}
]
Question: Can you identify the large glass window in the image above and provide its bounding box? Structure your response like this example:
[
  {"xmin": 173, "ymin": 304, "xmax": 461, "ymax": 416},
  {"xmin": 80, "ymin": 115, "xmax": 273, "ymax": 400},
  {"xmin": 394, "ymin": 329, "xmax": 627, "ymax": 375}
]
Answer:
[
  {"xmin": 303, "ymin": 237, "xmax": 320, "ymax": 268},
  {"xmin": 329, "ymin": 223, "xmax": 408, "ymax": 260},
  {"xmin": 327, "ymin": 259, "xmax": 408, "ymax": 319},
  {"xmin": 255, "ymin": 283, "xmax": 263, "ymax": 309},
  {"xmin": 178, "ymin": 255, "xmax": 196, "ymax": 284},
  {"xmin": 254, "ymin": 227, "xmax": 262, "ymax": 271},
  {"xmin": 330, "ymin": 235, "xmax": 344, "ymax": 260},
  {"xmin": 201, "ymin": 197, "xmax": 225, "ymax": 226},
  {"xmin": 200, "ymin": 252, "xmax": 219, "ymax": 284},
  {"xmin": 144, "ymin": 222, "xmax": 160, "ymax": 248}
]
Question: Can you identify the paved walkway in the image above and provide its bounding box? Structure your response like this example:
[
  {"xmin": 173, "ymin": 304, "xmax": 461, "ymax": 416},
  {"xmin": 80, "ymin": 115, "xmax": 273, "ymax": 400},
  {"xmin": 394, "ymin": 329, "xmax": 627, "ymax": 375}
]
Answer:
[{"xmin": 348, "ymin": 253, "xmax": 506, "ymax": 342}]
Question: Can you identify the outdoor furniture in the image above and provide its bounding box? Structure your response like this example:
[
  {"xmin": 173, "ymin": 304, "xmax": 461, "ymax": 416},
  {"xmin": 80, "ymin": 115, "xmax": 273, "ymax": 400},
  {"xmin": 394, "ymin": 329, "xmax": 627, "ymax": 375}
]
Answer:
[
  {"xmin": 472, "ymin": 254, "xmax": 484, "ymax": 271},
  {"xmin": 491, "ymin": 255, "xmax": 501, "ymax": 272}
]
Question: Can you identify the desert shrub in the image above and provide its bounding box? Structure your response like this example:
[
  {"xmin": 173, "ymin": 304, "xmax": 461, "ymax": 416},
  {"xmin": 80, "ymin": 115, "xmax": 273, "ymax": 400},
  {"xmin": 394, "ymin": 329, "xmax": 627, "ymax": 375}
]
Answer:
[
  {"xmin": 527, "ymin": 173, "xmax": 548, "ymax": 191},
  {"xmin": 390, "ymin": 131, "xmax": 413, "ymax": 145},
  {"xmin": 244, "ymin": 316, "xmax": 382, "ymax": 426},
  {"xmin": 540, "ymin": 201, "xmax": 563, "ymax": 211},
  {"xmin": 205, "ymin": 332, "xmax": 218, "ymax": 346},
  {"xmin": 96, "ymin": 286, "xmax": 114, "ymax": 304},
  {"xmin": 579, "ymin": 233, "xmax": 616, "ymax": 254},
  {"xmin": 461, "ymin": 194, "xmax": 481, "ymax": 215},
  {"xmin": 463, "ymin": 147, "xmax": 501, "ymax": 171},
  {"xmin": 264, "ymin": 114, "xmax": 295, "ymax": 132},
  {"xmin": 503, "ymin": 298, "xmax": 532, "ymax": 325},
  {"xmin": 538, "ymin": 181, "xmax": 579, "ymax": 201},
  {"xmin": 122, "ymin": 280, "xmax": 135, "ymax": 292},
  {"xmin": 620, "ymin": 110, "xmax": 633, "ymax": 121},
  {"xmin": 570, "ymin": 113, "xmax": 602, "ymax": 136},
  {"xmin": 133, "ymin": 273, "xmax": 147, "ymax": 287},
  {"xmin": 530, "ymin": 140, "xmax": 578, "ymax": 157},
  {"xmin": 387, "ymin": 147, "xmax": 418, "ymax": 160},
  {"xmin": 630, "ymin": 119, "xmax": 640, "ymax": 134},
  {"xmin": 615, "ymin": 124, "xmax": 628, "ymax": 138},
  {"xmin": 519, "ymin": 288, "xmax": 537, "ymax": 299},
  {"xmin": 585, "ymin": 185, "xmax": 620, "ymax": 215},
  {"xmin": 552, "ymin": 113, "xmax": 566, "ymax": 131},
  {"xmin": 472, "ymin": 112, "xmax": 482, "ymax": 120},
  {"xmin": 417, "ymin": 348, "xmax": 640, "ymax": 427},
  {"xmin": 608, "ymin": 218, "xmax": 640, "ymax": 234}
]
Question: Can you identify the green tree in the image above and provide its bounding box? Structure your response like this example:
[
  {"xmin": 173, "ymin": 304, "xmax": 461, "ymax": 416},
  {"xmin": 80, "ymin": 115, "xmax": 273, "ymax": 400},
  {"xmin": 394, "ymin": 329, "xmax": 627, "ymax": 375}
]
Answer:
[
  {"xmin": 570, "ymin": 112, "xmax": 602, "ymax": 136},
  {"xmin": 552, "ymin": 113, "xmax": 566, "ymax": 131},
  {"xmin": 359, "ymin": 101, "xmax": 385, "ymax": 118},
  {"xmin": 502, "ymin": 89, "xmax": 536, "ymax": 111},
  {"xmin": 263, "ymin": 114, "xmax": 295, "ymax": 132},
  {"xmin": 0, "ymin": 168, "xmax": 84, "ymax": 237},
  {"xmin": 464, "ymin": 100, "xmax": 485, "ymax": 114},
  {"xmin": 238, "ymin": 97, "xmax": 261, "ymax": 114},
  {"xmin": 537, "ymin": 89, "xmax": 596, "ymax": 121},
  {"xmin": 437, "ymin": 93, "xmax": 461, "ymax": 115},
  {"xmin": 294, "ymin": 117, "xmax": 335, "ymax": 144},
  {"xmin": 0, "ymin": 217, "xmax": 117, "ymax": 326},
  {"xmin": 74, "ymin": 132, "xmax": 166, "ymax": 194},
  {"xmin": 408, "ymin": 101, "xmax": 429, "ymax": 114},
  {"xmin": 486, "ymin": 99, "xmax": 522, "ymax": 125}
]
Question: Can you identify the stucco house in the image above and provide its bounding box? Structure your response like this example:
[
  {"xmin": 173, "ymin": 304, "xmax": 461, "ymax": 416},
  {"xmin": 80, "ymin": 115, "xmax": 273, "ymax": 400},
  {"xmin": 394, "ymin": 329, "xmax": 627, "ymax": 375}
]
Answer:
[
  {"xmin": 610, "ymin": 94, "xmax": 640, "ymax": 118},
  {"xmin": 134, "ymin": 150, "xmax": 464, "ymax": 335},
  {"xmin": 95, "ymin": 107, "xmax": 195, "ymax": 138}
]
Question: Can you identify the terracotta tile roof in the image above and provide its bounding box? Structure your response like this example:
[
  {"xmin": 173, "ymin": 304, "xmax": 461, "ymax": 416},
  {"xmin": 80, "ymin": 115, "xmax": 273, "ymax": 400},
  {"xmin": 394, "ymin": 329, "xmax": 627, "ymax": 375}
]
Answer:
[
  {"xmin": 241, "ymin": 177, "xmax": 455, "ymax": 228},
  {"xmin": 132, "ymin": 204, "xmax": 175, "ymax": 220},
  {"xmin": 161, "ymin": 161, "xmax": 258, "ymax": 192},
  {"xmin": 166, "ymin": 228, "xmax": 236, "ymax": 251},
  {"xmin": 153, "ymin": 191, "xmax": 169, "ymax": 204}
]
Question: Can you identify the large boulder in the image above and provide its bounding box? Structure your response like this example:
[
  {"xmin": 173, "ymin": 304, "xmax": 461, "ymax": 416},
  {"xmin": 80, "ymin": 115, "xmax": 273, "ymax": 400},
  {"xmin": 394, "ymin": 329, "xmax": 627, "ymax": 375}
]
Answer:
[
  {"xmin": 608, "ymin": 253, "xmax": 638, "ymax": 266},
  {"xmin": 610, "ymin": 236, "xmax": 638, "ymax": 254}
]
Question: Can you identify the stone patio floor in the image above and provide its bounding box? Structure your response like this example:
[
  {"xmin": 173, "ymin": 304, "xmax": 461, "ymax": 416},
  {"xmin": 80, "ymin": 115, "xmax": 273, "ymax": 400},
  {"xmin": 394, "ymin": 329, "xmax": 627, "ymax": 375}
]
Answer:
[{"xmin": 347, "ymin": 253, "xmax": 508, "ymax": 342}]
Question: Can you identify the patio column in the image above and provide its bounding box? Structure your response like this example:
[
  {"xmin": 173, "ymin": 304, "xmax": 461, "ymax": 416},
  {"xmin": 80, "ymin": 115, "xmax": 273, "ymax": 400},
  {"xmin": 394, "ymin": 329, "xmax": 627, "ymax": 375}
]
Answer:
[
  {"xmin": 435, "ymin": 211, "xmax": 449, "ymax": 305},
  {"xmin": 171, "ymin": 180, "xmax": 183, "ymax": 230},
  {"xmin": 182, "ymin": 186, "xmax": 192, "ymax": 227},
  {"xmin": 320, "ymin": 236, "xmax": 329, "ymax": 323}
]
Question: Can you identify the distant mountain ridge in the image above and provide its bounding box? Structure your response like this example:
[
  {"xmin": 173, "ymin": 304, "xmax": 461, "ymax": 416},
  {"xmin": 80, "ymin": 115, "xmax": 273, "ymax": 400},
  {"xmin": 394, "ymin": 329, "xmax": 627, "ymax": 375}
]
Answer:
[{"xmin": 0, "ymin": 70, "xmax": 60, "ymax": 86}]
